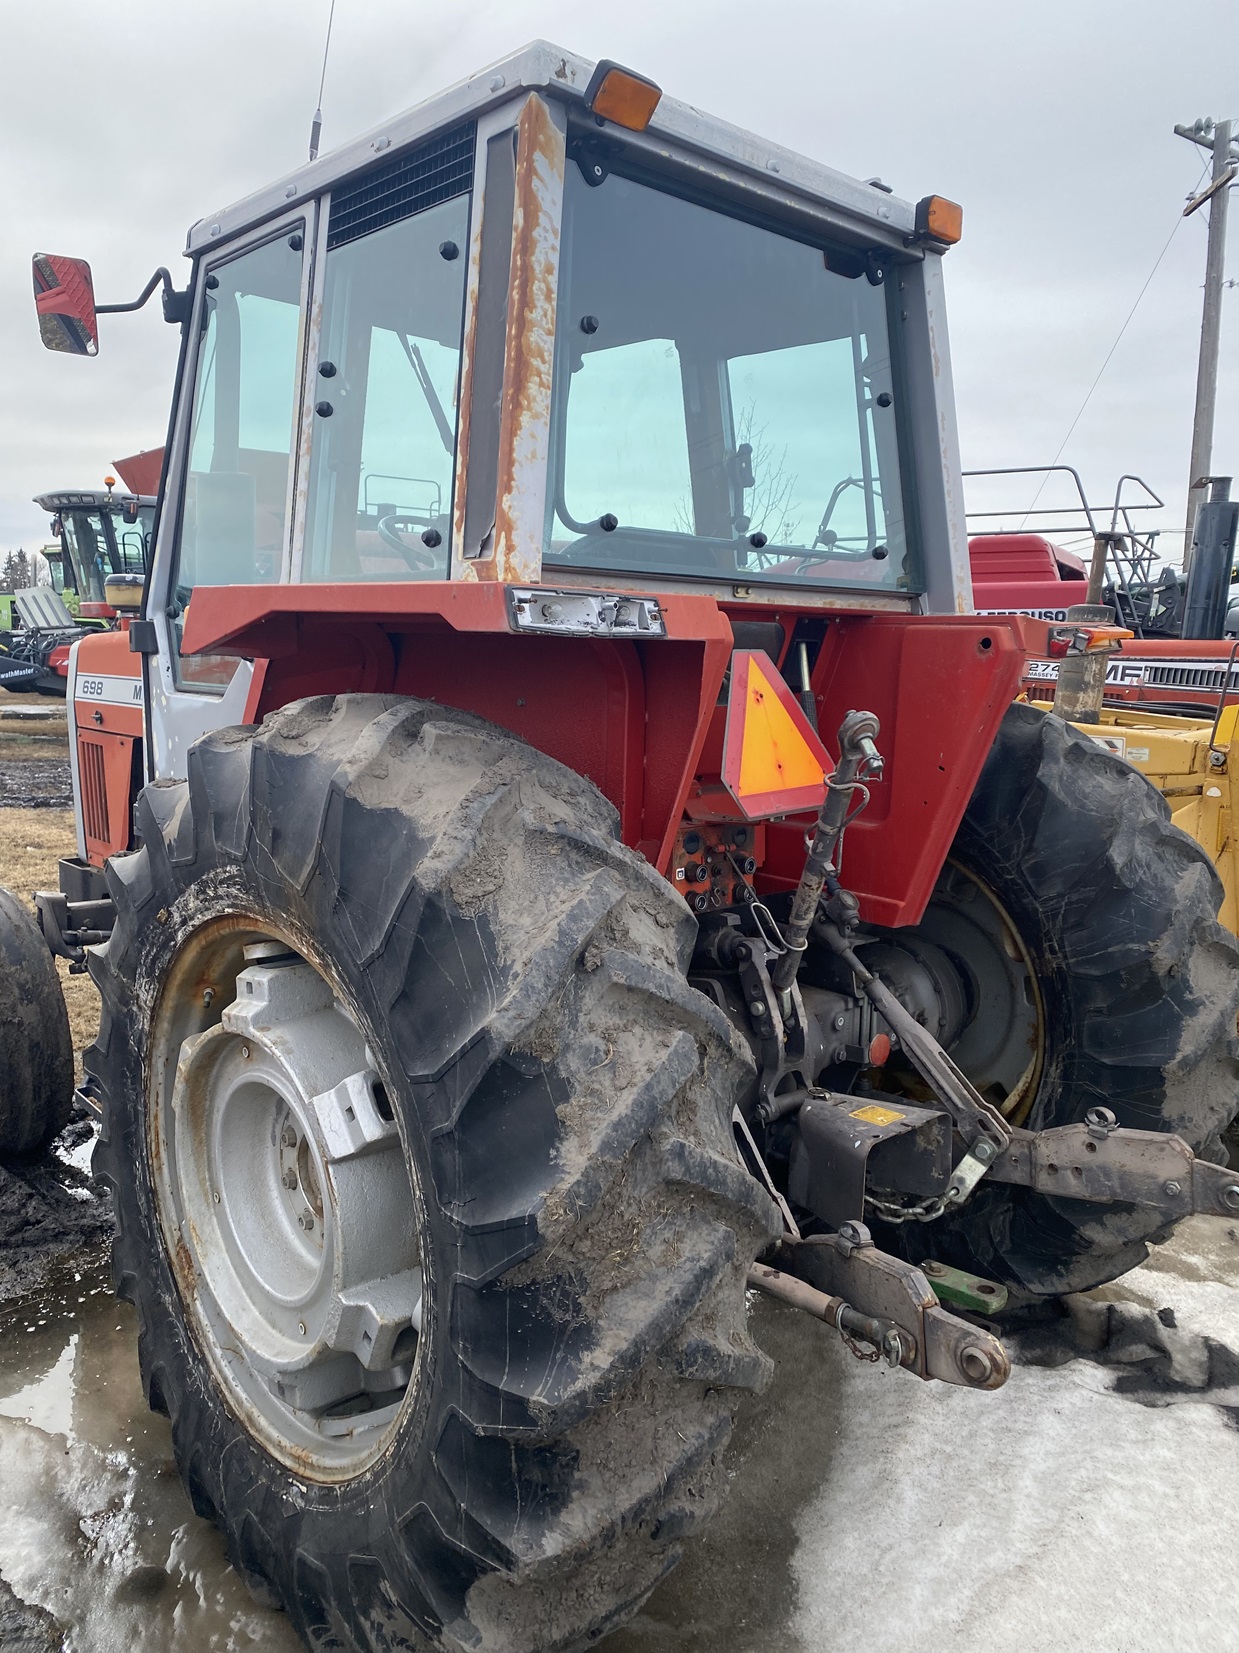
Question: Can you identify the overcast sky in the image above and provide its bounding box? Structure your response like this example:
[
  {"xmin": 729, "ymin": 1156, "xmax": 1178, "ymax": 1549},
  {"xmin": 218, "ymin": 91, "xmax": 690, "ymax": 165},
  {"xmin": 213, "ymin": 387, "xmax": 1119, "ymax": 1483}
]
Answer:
[{"xmin": 2, "ymin": 0, "xmax": 1235, "ymax": 567}]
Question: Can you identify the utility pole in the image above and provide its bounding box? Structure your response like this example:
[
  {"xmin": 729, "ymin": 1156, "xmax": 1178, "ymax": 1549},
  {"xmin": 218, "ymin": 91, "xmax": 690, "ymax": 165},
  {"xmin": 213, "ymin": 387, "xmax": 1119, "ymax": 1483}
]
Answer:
[{"xmin": 1175, "ymin": 117, "xmax": 1237, "ymax": 564}]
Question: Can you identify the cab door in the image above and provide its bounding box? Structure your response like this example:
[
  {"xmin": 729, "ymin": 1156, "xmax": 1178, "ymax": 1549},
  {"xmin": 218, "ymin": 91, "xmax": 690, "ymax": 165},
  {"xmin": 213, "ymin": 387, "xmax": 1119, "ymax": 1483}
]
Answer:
[{"xmin": 142, "ymin": 209, "xmax": 314, "ymax": 781}]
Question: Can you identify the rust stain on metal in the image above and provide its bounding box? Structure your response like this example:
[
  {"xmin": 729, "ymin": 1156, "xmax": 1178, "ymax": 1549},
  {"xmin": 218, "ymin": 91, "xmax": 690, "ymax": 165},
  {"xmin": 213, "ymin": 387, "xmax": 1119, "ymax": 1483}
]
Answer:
[
  {"xmin": 490, "ymin": 94, "xmax": 565, "ymax": 584},
  {"xmin": 174, "ymin": 1232, "xmax": 198, "ymax": 1296}
]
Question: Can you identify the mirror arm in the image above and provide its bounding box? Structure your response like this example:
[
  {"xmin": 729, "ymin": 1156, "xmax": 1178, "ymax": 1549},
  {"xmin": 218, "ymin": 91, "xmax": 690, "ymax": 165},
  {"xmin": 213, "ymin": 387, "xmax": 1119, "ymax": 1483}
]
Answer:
[{"xmin": 97, "ymin": 267, "xmax": 190, "ymax": 325}]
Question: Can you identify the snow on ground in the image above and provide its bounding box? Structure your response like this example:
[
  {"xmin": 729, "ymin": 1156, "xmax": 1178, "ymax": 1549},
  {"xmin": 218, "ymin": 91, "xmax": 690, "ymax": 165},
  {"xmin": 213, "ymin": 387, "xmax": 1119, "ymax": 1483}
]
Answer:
[
  {"xmin": 2, "ymin": 1221, "xmax": 1238, "ymax": 1650},
  {"xmin": 790, "ymin": 1219, "xmax": 1239, "ymax": 1653}
]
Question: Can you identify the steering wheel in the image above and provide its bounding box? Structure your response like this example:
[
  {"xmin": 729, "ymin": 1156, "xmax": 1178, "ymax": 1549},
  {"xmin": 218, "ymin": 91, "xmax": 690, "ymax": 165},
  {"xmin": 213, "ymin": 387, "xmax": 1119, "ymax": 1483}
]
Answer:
[{"xmin": 376, "ymin": 513, "xmax": 442, "ymax": 572}]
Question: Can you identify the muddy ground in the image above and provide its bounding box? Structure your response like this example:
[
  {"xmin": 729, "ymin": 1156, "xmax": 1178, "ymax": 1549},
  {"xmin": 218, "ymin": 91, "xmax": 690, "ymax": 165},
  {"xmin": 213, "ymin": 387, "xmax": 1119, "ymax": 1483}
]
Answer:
[
  {"xmin": 2, "ymin": 710, "xmax": 1239, "ymax": 1651},
  {"xmin": 0, "ymin": 702, "xmax": 106, "ymax": 1321},
  {"xmin": 0, "ymin": 695, "xmax": 72, "ymax": 809}
]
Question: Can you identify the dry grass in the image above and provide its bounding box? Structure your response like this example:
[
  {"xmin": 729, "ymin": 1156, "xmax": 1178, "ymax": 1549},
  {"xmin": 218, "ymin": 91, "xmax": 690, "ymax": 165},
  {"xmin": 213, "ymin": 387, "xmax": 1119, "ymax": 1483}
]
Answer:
[{"xmin": 0, "ymin": 808, "xmax": 99, "ymax": 1071}]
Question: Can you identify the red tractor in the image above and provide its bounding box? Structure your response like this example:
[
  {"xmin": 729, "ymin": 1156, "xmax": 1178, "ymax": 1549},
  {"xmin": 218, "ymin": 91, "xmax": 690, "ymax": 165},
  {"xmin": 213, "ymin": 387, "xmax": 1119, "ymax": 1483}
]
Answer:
[{"xmin": 6, "ymin": 46, "xmax": 1239, "ymax": 1653}]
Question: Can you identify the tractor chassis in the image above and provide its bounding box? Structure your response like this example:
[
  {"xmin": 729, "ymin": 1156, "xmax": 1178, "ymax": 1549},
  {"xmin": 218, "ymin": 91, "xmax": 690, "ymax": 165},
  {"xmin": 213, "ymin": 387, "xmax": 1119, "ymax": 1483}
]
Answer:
[{"xmin": 40, "ymin": 698, "xmax": 1239, "ymax": 1396}]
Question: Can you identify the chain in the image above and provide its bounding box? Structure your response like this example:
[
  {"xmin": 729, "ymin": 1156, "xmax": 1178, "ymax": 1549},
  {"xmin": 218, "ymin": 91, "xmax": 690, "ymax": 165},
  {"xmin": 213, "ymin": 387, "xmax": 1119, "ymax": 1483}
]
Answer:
[
  {"xmin": 864, "ymin": 1191, "xmax": 949, "ymax": 1225},
  {"xmin": 841, "ymin": 1331, "xmax": 882, "ymax": 1363}
]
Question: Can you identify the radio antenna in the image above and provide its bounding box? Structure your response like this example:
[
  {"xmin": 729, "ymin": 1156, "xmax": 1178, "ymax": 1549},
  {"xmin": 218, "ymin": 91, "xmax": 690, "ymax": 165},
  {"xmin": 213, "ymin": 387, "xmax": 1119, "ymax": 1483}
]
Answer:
[{"xmin": 308, "ymin": 0, "xmax": 338, "ymax": 162}]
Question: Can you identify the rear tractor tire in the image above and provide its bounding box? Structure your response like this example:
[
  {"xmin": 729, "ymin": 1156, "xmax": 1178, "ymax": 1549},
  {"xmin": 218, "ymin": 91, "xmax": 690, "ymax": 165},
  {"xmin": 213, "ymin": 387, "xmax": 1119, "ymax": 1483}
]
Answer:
[
  {"xmin": 870, "ymin": 703, "xmax": 1239, "ymax": 1300},
  {"xmin": 0, "ymin": 885, "xmax": 73, "ymax": 1160},
  {"xmin": 88, "ymin": 694, "xmax": 780, "ymax": 1653}
]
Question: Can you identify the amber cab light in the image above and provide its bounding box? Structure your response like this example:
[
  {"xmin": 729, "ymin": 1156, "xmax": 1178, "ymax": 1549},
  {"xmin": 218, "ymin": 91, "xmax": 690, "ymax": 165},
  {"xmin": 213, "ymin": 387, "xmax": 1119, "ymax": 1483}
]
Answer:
[
  {"xmin": 584, "ymin": 60, "xmax": 662, "ymax": 132},
  {"xmin": 915, "ymin": 195, "xmax": 963, "ymax": 245}
]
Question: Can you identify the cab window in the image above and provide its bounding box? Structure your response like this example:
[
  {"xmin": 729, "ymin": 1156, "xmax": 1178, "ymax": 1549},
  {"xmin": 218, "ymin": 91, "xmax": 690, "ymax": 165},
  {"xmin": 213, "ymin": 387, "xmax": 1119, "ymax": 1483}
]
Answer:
[
  {"xmin": 173, "ymin": 229, "xmax": 305, "ymax": 687},
  {"xmin": 303, "ymin": 194, "xmax": 470, "ymax": 581},
  {"xmin": 546, "ymin": 169, "xmax": 914, "ymax": 593}
]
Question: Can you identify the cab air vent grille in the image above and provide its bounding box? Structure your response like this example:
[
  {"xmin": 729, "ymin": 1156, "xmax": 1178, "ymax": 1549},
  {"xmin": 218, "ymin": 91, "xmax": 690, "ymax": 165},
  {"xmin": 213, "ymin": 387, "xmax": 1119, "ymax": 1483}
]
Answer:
[{"xmin": 327, "ymin": 121, "xmax": 476, "ymax": 251}]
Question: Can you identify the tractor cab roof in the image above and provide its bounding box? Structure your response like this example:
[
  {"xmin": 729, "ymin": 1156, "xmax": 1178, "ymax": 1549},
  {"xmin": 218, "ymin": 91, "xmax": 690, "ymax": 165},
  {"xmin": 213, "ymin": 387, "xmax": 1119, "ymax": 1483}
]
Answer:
[
  {"xmin": 34, "ymin": 490, "xmax": 155, "ymax": 512},
  {"xmin": 184, "ymin": 41, "xmax": 926, "ymax": 262}
]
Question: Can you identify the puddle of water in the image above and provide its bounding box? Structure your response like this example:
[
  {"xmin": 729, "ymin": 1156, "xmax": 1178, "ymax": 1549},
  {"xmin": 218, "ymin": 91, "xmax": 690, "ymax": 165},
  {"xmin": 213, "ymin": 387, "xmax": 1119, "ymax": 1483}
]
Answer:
[{"xmin": 0, "ymin": 1254, "xmax": 302, "ymax": 1652}]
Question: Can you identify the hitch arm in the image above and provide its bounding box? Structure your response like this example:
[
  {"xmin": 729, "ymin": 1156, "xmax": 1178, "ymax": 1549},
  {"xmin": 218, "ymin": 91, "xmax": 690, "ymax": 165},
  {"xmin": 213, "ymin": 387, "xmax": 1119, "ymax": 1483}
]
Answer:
[
  {"xmin": 769, "ymin": 1225, "xmax": 1010, "ymax": 1390},
  {"xmin": 988, "ymin": 1114, "xmax": 1239, "ymax": 1219}
]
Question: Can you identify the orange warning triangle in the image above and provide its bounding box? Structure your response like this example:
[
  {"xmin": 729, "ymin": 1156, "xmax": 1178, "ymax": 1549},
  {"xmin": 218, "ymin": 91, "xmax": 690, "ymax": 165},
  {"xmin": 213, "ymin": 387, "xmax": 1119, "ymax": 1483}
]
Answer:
[{"xmin": 721, "ymin": 651, "xmax": 831, "ymax": 820}]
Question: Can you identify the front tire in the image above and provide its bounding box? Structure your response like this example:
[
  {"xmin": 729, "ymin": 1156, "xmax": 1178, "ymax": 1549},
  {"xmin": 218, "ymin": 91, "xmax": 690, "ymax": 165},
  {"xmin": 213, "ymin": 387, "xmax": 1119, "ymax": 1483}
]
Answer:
[{"xmin": 89, "ymin": 694, "xmax": 779, "ymax": 1652}]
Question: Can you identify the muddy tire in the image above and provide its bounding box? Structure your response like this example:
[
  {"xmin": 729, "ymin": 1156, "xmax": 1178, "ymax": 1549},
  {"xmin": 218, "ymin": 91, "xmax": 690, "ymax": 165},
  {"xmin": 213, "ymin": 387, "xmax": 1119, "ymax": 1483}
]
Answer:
[
  {"xmin": 880, "ymin": 703, "xmax": 1239, "ymax": 1300},
  {"xmin": 88, "ymin": 694, "xmax": 779, "ymax": 1653},
  {"xmin": 0, "ymin": 886, "xmax": 72, "ymax": 1160}
]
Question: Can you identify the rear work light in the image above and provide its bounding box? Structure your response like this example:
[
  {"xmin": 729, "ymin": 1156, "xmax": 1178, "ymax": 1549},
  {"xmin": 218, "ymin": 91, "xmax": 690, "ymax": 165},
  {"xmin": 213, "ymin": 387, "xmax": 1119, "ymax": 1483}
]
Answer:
[
  {"xmin": 583, "ymin": 60, "xmax": 663, "ymax": 131},
  {"xmin": 914, "ymin": 195, "xmax": 963, "ymax": 245},
  {"xmin": 1047, "ymin": 624, "xmax": 1133, "ymax": 658}
]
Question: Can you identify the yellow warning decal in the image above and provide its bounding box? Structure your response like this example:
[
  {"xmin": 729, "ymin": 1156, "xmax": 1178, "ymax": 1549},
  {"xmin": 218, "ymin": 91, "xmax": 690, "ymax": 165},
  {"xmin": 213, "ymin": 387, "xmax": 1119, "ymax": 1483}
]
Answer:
[{"xmin": 849, "ymin": 1103, "xmax": 905, "ymax": 1127}]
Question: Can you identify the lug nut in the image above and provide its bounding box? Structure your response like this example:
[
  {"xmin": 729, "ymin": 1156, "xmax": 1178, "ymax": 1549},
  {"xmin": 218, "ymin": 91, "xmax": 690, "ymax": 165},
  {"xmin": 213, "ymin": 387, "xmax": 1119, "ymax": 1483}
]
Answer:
[
  {"xmin": 282, "ymin": 1171, "xmax": 298, "ymax": 1190},
  {"xmin": 298, "ymin": 1212, "xmax": 315, "ymax": 1232},
  {"xmin": 281, "ymin": 1127, "xmax": 297, "ymax": 1148}
]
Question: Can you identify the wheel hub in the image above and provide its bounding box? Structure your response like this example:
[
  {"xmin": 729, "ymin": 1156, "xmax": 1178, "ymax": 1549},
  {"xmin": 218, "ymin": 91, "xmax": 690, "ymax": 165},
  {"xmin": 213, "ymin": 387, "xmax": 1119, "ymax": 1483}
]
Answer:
[{"xmin": 154, "ymin": 936, "xmax": 422, "ymax": 1475}]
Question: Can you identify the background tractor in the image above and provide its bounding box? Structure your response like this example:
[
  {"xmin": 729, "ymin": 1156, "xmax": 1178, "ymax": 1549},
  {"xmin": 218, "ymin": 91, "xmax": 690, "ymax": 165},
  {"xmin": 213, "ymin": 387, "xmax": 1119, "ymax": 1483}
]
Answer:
[
  {"xmin": 5, "ymin": 44, "xmax": 1239, "ymax": 1653},
  {"xmin": 0, "ymin": 483, "xmax": 155, "ymax": 695}
]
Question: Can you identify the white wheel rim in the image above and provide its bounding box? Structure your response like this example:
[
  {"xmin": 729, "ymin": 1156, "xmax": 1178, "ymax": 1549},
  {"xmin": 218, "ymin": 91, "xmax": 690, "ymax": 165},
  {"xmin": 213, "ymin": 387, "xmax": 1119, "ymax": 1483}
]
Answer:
[{"xmin": 151, "ymin": 931, "xmax": 423, "ymax": 1479}]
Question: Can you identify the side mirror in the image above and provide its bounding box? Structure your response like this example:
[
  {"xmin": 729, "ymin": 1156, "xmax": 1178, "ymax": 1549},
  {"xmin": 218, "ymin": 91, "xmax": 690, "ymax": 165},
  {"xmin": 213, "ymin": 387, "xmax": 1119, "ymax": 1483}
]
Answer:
[
  {"xmin": 33, "ymin": 253, "xmax": 99, "ymax": 356},
  {"xmin": 121, "ymin": 500, "xmax": 141, "ymax": 525}
]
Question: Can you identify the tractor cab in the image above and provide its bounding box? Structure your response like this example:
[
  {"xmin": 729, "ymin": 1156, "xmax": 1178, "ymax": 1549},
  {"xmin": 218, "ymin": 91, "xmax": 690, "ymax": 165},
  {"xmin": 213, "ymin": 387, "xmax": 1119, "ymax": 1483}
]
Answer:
[
  {"xmin": 35, "ymin": 488, "xmax": 155, "ymax": 615},
  {"xmin": 32, "ymin": 44, "xmax": 980, "ymax": 845}
]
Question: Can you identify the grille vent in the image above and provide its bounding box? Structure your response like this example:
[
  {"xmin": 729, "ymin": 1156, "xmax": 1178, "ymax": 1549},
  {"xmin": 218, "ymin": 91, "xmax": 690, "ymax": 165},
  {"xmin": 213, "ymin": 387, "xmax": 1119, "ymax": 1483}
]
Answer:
[
  {"xmin": 1142, "ymin": 663, "xmax": 1239, "ymax": 693},
  {"xmin": 327, "ymin": 121, "xmax": 475, "ymax": 251},
  {"xmin": 79, "ymin": 737, "xmax": 111, "ymax": 844}
]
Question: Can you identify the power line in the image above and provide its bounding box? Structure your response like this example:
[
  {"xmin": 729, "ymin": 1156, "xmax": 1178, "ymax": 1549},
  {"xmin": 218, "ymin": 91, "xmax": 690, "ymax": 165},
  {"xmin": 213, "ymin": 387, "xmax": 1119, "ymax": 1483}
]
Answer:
[{"xmin": 1019, "ymin": 160, "xmax": 1210, "ymax": 528}]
